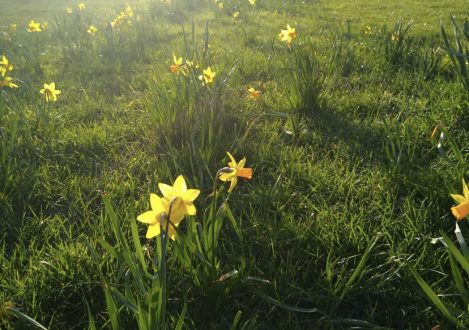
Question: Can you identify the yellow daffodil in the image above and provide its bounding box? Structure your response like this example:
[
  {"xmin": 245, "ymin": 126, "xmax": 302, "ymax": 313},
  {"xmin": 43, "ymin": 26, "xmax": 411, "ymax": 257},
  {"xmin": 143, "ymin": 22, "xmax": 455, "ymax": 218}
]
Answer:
[
  {"xmin": 125, "ymin": 6, "xmax": 134, "ymax": 18},
  {"xmin": 41, "ymin": 22, "xmax": 48, "ymax": 30},
  {"xmin": 451, "ymin": 179, "xmax": 469, "ymax": 221},
  {"xmin": 278, "ymin": 24, "xmax": 296, "ymax": 46},
  {"xmin": 363, "ymin": 25, "xmax": 372, "ymax": 35},
  {"xmin": 169, "ymin": 54, "xmax": 183, "ymax": 74},
  {"xmin": 78, "ymin": 3, "xmax": 86, "ymax": 10},
  {"xmin": 28, "ymin": 20, "xmax": 42, "ymax": 32},
  {"xmin": 137, "ymin": 193, "xmax": 179, "ymax": 240},
  {"xmin": 66, "ymin": 7, "xmax": 73, "ymax": 14},
  {"xmin": 87, "ymin": 25, "xmax": 98, "ymax": 36},
  {"xmin": 218, "ymin": 2, "xmax": 224, "ymax": 9},
  {"xmin": 10, "ymin": 24, "xmax": 17, "ymax": 32},
  {"xmin": 0, "ymin": 56, "xmax": 14, "ymax": 77},
  {"xmin": 233, "ymin": 11, "xmax": 240, "ymax": 18},
  {"xmin": 199, "ymin": 66, "xmax": 216, "ymax": 85},
  {"xmin": 158, "ymin": 175, "xmax": 200, "ymax": 223},
  {"xmin": 40, "ymin": 82, "xmax": 61, "ymax": 102},
  {"xmin": 249, "ymin": 0, "xmax": 256, "ymax": 4},
  {"xmin": 218, "ymin": 152, "xmax": 253, "ymax": 193},
  {"xmin": 0, "ymin": 77, "xmax": 18, "ymax": 89},
  {"xmin": 391, "ymin": 33, "xmax": 399, "ymax": 42},
  {"xmin": 247, "ymin": 87, "xmax": 261, "ymax": 100}
]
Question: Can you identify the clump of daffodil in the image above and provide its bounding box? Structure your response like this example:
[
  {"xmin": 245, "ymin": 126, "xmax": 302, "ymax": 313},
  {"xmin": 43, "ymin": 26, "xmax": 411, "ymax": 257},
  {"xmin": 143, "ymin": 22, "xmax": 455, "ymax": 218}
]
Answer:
[
  {"xmin": 110, "ymin": 6, "xmax": 135, "ymax": 29},
  {"xmin": 0, "ymin": 56, "xmax": 14, "ymax": 77},
  {"xmin": 233, "ymin": 11, "xmax": 240, "ymax": 18},
  {"xmin": 78, "ymin": 3, "xmax": 86, "ymax": 10},
  {"xmin": 28, "ymin": 20, "xmax": 42, "ymax": 32},
  {"xmin": 249, "ymin": 0, "xmax": 256, "ymax": 5},
  {"xmin": 247, "ymin": 87, "xmax": 261, "ymax": 100},
  {"xmin": 451, "ymin": 179, "xmax": 469, "ymax": 221},
  {"xmin": 137, "ymin": 175, "xmax": 200, "ymax": 240},
  {"xmin": 10, "ymin": 24, "xmax": 17, "ymax": 32},
  {"xmin": 199, "ymin": 66, "xmax": 216, "ymax": 85},
  {"xmin": 169, "ymin": 54, "xmax": 184, "ymax": 74},
  {"xmin": 218, "ymin": 152, "xmax": 253, "ymax": 193},
  {"xmin": 0, "ymin": 77, "xmax": 18, "ymax": 89},
  {"xmin": 87, "ymin": 25, "xmax": 98, "ymax": 36},
  {"xmin": 391, "ymin": 33, "xmax": 399, "ymax": 42},
  {"xmin": 278, "ymin": 24, "xmax": 296, "ymax": 48},
  {"xmin": 363, "ymin": 25, "xmax": 372, "ymax": 35},
  {"xmin": 40, "ymin": 82, "xmax": 61, "ymax": 102},
  {"xmin": 66, "ymin": 7, "xmax": 73, "ymax": 14}
]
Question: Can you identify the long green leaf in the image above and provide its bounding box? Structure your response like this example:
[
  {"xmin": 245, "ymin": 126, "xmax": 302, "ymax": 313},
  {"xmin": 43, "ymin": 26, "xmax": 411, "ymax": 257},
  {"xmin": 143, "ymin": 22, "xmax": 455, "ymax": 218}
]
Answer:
[{"xmin": 7, "ymin": 308, "xmax": 48, "ymax": 330}]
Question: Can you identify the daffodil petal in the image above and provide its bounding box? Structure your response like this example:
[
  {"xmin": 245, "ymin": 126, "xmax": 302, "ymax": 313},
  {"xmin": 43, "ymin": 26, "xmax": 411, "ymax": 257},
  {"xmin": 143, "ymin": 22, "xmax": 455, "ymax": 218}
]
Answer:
[
  {"xmin": 183, "ymin": 189, "xmax": 200, "ymax": 202},
  {"xmin": 226, "ymin": 152, "xmax": 236, "ymax": 165},
  {"xmin": 451, "ymin": 194, "xmax": 467, "ymax": 204},
  {"xmin": 185, "ymin": 203, "xmax": 196, "ymax": 215},
  {"xmin": 146, "ymin": 224, "xmax": 161, "ymax": 239},
  {"xmin": 452, "ymin": 202, "xmax": 469, "ymax": 221},
  {"xmin": 463, "ymin": 179, "xmax": 469, "ymax": 200},
  {"xmin": 159, "ymin": 183, "xmax": 175, "ymax": 198},
  {"xmin": 137, "ymin": 210, "xmax": 158, "ymax": 224},
  {"xmin": 150, "ymin": 193, "xmax": 164, "ymax": 212},
  {"xmin": 238, "ymin": 157, "xmax": 246, "ymax": 169},
  {"xmin": 173, "ymin": 175, "xmax": 187, "ymax": 194},
  {"xmin": 228, "ymin": 177, "xmax": 238, "ymax": 193}
]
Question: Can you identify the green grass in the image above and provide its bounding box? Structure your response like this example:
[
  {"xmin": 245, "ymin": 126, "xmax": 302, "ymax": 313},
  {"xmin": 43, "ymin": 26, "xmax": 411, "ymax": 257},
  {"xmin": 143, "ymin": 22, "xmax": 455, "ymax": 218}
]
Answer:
[{"xmin": 0, "ymin": 0, "xmax": 468, "ymax": 329}]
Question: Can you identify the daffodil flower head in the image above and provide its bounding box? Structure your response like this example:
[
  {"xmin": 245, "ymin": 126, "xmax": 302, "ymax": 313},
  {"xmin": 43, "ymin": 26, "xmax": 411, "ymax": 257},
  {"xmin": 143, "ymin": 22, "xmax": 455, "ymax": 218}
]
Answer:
[
  {"xmin": 66, "ymin": 7, "xmax": 73, "ymax": 14},
  {"xmin": 451, "ymin": 179, "xmax": 469, "ymax": 221},
  {"xmin": 278, "ymin": 24, "xmax": 296, "ymax": 47},
  {"xmin": 78, "ymin": 3, "xmax": 86, "ymax": 10},
  {"xmin": 40, "ymin": 82, "xmax": 61, "ymax": 102},
  {"xmin": 169, "ymin": 54, "xmax": 183, "ymax": 74},
  {"xmin": 247, "ymin": 87, "xmax": 261, "ymax": 100},
  {"xmin": 0, "ymin": 77, "xmax": 18, "ymax": 89},
  {"xmin": 199, "ymin": 66, "xmax": 216, "ymax": 85},
  {"xmin": 158, "ymin": 175, "xmax": 200, "ymax": 223},
  {"xmin": 28, "ymin": 20, "xmax": 42, "ymax": 32},
  {"xmin": 0, "ymin": 56, "xmax": 14, "ymax": 77},
  {"xmin": 218, "ymin": 152, "xmax": 253, "ymax": 193},
  {"xmin": 137, "ymin": 194, "xmax": 179, "ymax": 240},
  {"xmin": 87, "ymin": 25, "xmax": 98, "ymax": 36}
]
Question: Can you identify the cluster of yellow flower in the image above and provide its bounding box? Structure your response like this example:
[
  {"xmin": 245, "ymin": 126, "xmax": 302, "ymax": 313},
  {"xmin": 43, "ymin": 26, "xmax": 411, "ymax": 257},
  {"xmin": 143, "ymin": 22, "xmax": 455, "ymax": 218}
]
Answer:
[
  {"xmin": 110, "ymin": 6, "xmax": 135, "ymax": 29},
  {"xmin": 0, "ymin": 56, "xmax": 18, "ymax": 89},
  {"xmin": 0, "ymin": 55, "xmax": 61, "ymax": 101},
  {"xmin": 137, "ymin": 152, "xmax": 252, "ymax": 240},
  {"xmin": 27, "ymin": 20, "xmax": 45, "ymax": 33},
  {"xmin": 65, "ymin": 3, "xmax": 85, "ymax": 15}
]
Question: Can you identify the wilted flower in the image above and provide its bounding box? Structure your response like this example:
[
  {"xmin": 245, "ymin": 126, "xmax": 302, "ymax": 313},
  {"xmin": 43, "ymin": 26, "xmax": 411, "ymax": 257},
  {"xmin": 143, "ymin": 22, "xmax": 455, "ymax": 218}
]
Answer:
[
  {"xmin": 218, "ymin": 152, "xmax": 253, "ymax": 193},
  {"xmin": 40, "ymin": 82, "xmax": 61, "ymax": 102}
]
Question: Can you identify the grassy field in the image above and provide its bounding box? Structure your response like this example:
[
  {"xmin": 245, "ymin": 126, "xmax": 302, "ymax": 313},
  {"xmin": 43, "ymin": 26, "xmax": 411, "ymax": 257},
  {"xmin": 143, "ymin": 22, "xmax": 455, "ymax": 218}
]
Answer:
[{"xmin": 1, "ymin": 0, "xmax": 468, "ymax": 329}]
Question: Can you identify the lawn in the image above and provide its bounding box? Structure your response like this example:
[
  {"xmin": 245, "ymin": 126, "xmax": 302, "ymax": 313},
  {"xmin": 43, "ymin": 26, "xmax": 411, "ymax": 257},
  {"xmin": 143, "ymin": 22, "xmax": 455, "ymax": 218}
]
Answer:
[{"xmin": 1, "ymin": 0, "xmax": 468, "ymax": 329}]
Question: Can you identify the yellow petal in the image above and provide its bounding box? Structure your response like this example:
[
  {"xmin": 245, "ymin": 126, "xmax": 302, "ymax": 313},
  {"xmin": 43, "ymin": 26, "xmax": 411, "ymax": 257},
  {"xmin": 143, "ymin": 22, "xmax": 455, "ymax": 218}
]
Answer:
[
  {"xmin": 159, "ymin": 183, "xmax": 174, "ymax": 198},
  {"xmin": 185, "ymin": 203, "xmax": 196, "ymax": 216},
  {"xmin": 226, "ymin": 152, "xmax": 237, "ymax": 165},
  {"xmin": 183, "ymin": 189, "xmax": 200, "ymax": 202},
  {"xmin": 228, "ymin": 177, "xmax": 238, "ymax": 193},
  {"xmin": 238, "ymin": 157, "xmax": 246, "ymax": 169},
  {"xmin": 173, "ymin": 175, "xmax": 187, "ymax": 194},
  {"xmin": 451, "ymin": 194, "xmax": 467, "ymax": 204},
  {"xmin": 219, "ymin": 172, "xmax": 235, "ymax": 181},
  {"xmin": 137, "ymin": 210, "xmax": 158, "ymax": 224},
  {"xmin": 146, "ymin": 224, "xmax": 161, "ymax": 238},
  {"xmin": 150, "ymin": 193, "xmax": 164, "ymax": 212}
]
